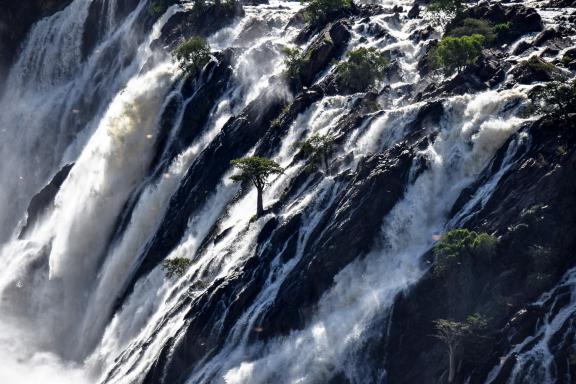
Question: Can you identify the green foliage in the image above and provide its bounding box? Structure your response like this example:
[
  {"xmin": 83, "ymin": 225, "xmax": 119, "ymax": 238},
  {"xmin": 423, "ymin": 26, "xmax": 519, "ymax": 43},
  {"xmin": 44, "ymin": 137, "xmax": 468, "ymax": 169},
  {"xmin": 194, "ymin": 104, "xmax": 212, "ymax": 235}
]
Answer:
[
  {"xmin": 230, "ymin": 157, "xmax": 284, "ymax": 190},
  {"xmin": 434, "ymin": 34, "xmax": 485, "ymax": 75},
  {"xmin": 527, "ymin": 80, "xmax": 576, "ymax": 120},
  {"xmin": 163, "ymin": 258, "xmax": 193, "ymax": 279},
  {"xmin": 448, "ymin": 18, "xmax": 496, "ymax": 43},
  {"xmin": 283, "ymin": 47, "xmax": 306, "ymax": 79},
  {"xmin": 148, "ymin": 0, "xmax": 177, "ymax": 17},
  {"xmin": 302, "ymin": 0, "xmax": 352, "ymax": 25},
  {"xmin": 433, "ymin": 313, "xmax": 489, "ymax": 380},
  {"xmin": 295, "ymin": 134, "xmax": 335, "ymax": 172},
  {"xmin": 493, "ymin": 22, "xmax": 512, "ymax": 38},
  {"xmin": 334, "ymin": 47, "xmax": 389, "ymax": 92},
  {"xmin": 433, "ymin": 228, "xmax": 498, "ymax": 277},
  {"xmin": 426, "ymin": 0, "xmax": 463, "ymax": 25},
  {"xmin": 191, "ymin": 0, "xmax": 237, "ymax": 18},
  {"xmin": 173, "ymin": 36, "xmax": 211, "ymax": 77}
]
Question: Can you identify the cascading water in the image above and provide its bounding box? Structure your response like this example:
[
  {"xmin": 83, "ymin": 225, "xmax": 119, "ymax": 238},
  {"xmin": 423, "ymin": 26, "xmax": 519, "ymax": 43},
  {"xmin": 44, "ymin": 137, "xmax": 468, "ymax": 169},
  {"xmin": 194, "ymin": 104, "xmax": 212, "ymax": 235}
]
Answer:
[{"xmin": 0, "ymin": 0, "xmax": 575, "ymax": 383}]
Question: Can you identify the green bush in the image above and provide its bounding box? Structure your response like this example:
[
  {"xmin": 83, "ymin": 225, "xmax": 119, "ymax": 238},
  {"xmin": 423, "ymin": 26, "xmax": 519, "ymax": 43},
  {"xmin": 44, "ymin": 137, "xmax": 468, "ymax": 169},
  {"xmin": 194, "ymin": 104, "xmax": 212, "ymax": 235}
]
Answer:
[
  {"xmin": 527, "ymin": 80, "xmax": 576, "ymax": 120},
  {"xmin": 434, "ymin": 34, "xmax": 485, "ymax": 75},
  {"xmin": 334, "ymin": 47, "xmax": 388, "ymax": 92},
  {"xmin": 433, "ymin": 228, "xmax": 498, "ymax": 277},
  {"xmin": 493, "ymin": 22, "xmax": 512, "ymax": 38},
  {"xmin": 448, "ymin": 18, "xmax": 496, "ymax": 43},
  {"xmin": 163, "ymin": 258, "xmax": 193, "ymax": 279},
  {"xmin": 302, "ymin": 0, "xmax": 352, "ymax": 25},
  {"xmin": 295, "ymin": 134, "xmax": 335, "ymax": 173},
  {"xmin": 283, "ymin": 47, "xmax": 306, "ymax": 79},
  {"xmin": 173, "ymin": 36, "xmax": 212, "ymax": 77}
]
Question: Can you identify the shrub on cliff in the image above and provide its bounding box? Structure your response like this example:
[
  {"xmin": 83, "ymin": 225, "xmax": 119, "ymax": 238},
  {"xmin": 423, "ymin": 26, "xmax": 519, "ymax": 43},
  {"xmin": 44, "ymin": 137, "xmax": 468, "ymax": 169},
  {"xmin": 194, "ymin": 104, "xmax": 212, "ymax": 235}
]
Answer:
[
  {"xmin": 433, "ymin": 228, "xmax": 498, "ymax": 277},
  {"xmin": 295, "ymin": 134, "xmax": 335, "ymax": 173},
  {"xmin": 334, "ymin": 47, "xmax": 388, "ymax": 92},
  {"xmin": 173, "ymin": 36, "xmax": 211, "ymax": 77},
  {"xmin": 302, "ymin": 0, "xmax": 352, "ymax": 25},
  {"xmin": 283, "ymin": 47, "xmax": 306, "ymax": 79},
  {"xmin": 434, "ymin": 34, "xmax": 485, "ymax": 75},
  {"xmin": 527, "ymin": 80, "xmax": 576, "ymax": 120},
  {"xmin": 447, "ymin": 18, "xmax": 496, "ymax": 43},
  {"xmin": 163, "ymin": 257, "xmax": 193, "ymax": 279}
]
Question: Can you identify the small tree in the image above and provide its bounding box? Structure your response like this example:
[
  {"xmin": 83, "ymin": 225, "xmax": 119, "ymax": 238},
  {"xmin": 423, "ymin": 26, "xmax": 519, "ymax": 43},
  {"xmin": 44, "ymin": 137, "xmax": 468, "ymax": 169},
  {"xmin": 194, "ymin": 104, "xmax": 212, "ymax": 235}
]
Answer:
[
  {"xmin": 231, "ymin": 157, "xmax": 284, "ymax": 217},
  {"xmin": 163, "ymin": 257, "xmax": 193, "ymax": 279},
  {"xmin": 283, "ymin": 47, "xmax": 305, "ymax": 79},
  {"xmin": 433, "ymin": 228, "xmax": 498, "ymax": 277},
  {"xmin": 295, "ymin": 134, "xmax": 335, "ymax": 173},
  {"xmin": 173, "ymin": 36, "xmax": 211, "ymax": 77},
  {"xmin": 527, "ymin": 80, "xmax": 576, "ymax": 120},
  {"xmin": 335, "ymin": 47, "xmax": 389, "ymax": 92},
  {"xmin": 433, "ymin": 314, "xmax": 488, "ymax": 384},
  {"xmin": 434, "ymin": 34, "xmax": 485, "ymax": 75},
  {"xmin": 302, "ymin": 0, "xmax": 352, "ymax": 25}
]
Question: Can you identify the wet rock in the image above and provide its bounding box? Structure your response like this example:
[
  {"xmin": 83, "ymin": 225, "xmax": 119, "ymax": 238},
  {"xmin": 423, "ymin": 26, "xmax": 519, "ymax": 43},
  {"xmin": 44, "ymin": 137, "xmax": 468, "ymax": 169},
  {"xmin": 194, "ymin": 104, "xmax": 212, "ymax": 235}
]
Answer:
[
  {"xmin": 258, "ymin": 142, "xmax": 416, "ymax": 338},
  {"xmin": 510, "ymin": 56, "xmax": 564, "ymax": 84},
  {"xmin": 18, "ymin": 163, "xmax": 74, "ymax": 238},
  {"xmin": 408, "ymin": 3, "xmax": 420, "ymax": 19},
  {"xmin": 410, "ymin": 25, "xmax": 435, "ymax": 42},
  {"xmin": 386, "ymin": 116, "xmax": 576, "ymax": 384},
  {"xmin": 453, "ymin": 3, "xmax": 543, "ymax": 44},
  {"xmin": 290, "ymin": 20, "xmax": 351, "ymax": 89}
]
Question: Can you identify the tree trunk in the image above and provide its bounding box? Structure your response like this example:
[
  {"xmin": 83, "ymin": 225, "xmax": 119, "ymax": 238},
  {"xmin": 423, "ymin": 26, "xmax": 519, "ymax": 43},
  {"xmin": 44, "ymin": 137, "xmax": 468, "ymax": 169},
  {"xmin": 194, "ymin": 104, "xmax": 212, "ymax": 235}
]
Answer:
[
  {"xmin": 256, "ymin": 187, "xmax": 264, "ymax": 217},
  {"xmin": 448, "ymin": 345, "xmax": 456, "ymax": 384}
]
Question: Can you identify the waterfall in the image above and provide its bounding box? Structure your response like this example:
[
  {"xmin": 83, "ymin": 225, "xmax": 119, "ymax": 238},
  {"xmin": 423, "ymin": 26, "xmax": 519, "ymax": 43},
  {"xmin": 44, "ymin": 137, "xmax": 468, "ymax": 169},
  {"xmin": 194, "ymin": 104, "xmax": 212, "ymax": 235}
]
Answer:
[{"xmin": 0, "ymin": 0, "xmax": 573, "ymax": 383}]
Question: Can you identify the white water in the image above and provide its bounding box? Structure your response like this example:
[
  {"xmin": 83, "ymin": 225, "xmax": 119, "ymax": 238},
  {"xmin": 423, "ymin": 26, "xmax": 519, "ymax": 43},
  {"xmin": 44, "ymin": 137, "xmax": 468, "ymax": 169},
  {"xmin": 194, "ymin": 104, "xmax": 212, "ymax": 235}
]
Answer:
[{"xmin": 0, "ymin": 0, "xmax": 567, "ymax": 383}]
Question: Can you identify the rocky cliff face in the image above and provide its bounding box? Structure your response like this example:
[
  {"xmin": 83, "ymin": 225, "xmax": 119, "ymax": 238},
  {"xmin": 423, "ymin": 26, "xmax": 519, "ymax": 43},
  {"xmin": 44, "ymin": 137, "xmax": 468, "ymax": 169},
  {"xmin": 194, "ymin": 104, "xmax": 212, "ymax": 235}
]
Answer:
[{"xmin": 1, "ymin": 0, "xmax": 575, "ymax": 383}]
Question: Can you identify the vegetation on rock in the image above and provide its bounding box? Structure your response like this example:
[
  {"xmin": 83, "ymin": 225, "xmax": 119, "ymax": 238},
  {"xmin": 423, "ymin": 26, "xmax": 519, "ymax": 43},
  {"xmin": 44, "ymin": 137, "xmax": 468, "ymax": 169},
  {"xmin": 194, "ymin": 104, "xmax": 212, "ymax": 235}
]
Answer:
[
  {"xmin": 163, "ymin": 257, "xmax": 193, "ymax": 279},
  {"xmin": 447, "ymin": 18, "xmax": 495, "ymax": 43},
  {"xmin": 334, "ymin": 47, "xmax": 388, "ymax": 92},
  {"xmin": 231, "ymin": 157, "xmax": 284, "ymax": 217},
  {"xmin": 426, "ymin": 0, "xmax": 463, "ymax": 25},
  {"xmin": 148, "ymin": 0, "xmax": 178, "ymax": 17},
  {"xmin": 302, "ymin": 0, "xmax": 352, "ymax": 26},
  {"xmin": 434, "ymin": 34, "xmax": 485, "ymax": 75},
  {"xmin": 173, "ymin": 36, "xmax": 212, "ymax": 77},
  {"xmin": 283, "ymin": 47, "xmax": 306, "ymax": 79},
  {"xmin": 433, "ymin": 228, "xmax": 498, "ymax": 277},
  {"xmin": 527, "ymin": 80, "xmax": 576, "ymax": 120},
  {"xmin": 295, "ymin": 134, "xmax": 335, "ymax": 173}
]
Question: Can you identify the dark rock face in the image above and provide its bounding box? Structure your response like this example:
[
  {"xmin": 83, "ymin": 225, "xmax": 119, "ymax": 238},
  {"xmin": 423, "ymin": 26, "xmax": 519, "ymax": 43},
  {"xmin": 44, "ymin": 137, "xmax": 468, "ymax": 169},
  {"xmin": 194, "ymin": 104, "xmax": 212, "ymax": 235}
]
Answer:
[
  {"xmin": 159, "ymin": 2, "xmax": 244, "ymax": 49},
  {"xmin": 291, "ymin": 20, "xmax": 351, "ymax": 90},
  {"xmin": 454, "ymin": 3, "xmax": 543, "ymax": 42},
  {"xmin": 18, "ymin": 163, "xmax": 74, "ymax": 238},
  {"xmin": 385, "ymin": 117, "xmax": 576, "ymax": 384},
  {"xmin": 510, "ymin": 56, "xmax": 563, "ymax": 84},
  {"xmin": 0, "ymin": 0, "xmax": 74, "ymax": 93}
]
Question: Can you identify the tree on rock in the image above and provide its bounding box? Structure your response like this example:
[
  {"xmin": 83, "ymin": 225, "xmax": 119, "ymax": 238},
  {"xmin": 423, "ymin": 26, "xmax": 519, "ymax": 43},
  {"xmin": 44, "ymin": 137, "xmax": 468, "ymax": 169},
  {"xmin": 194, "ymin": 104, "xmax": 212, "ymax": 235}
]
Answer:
[
  {"xmin": 433, "ymin": 314, "xmax": 488, "ymax": 383},
  {"xmin": 173, "ymin": 36, "xmax": 211, "ymax": 77},
  {"xmin": 434, "ymin": 34, "xmax": 485, "ymax": 75},
  {"xmin": 231, "ymin": 157, "xmax": 284, "ymax": 217},
  {"xmin": 295, "ymin": 134, "xmax": 335, "ymax": 173}
]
